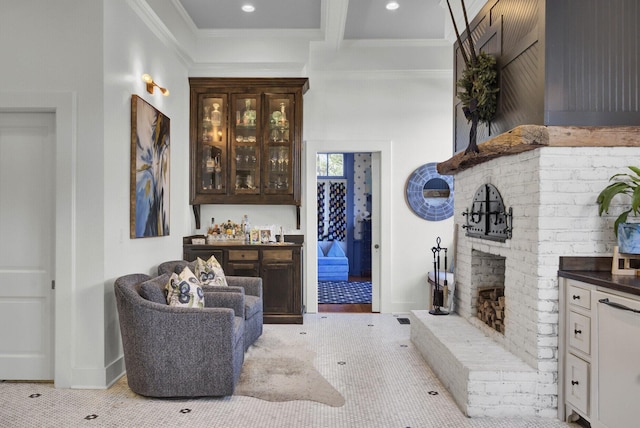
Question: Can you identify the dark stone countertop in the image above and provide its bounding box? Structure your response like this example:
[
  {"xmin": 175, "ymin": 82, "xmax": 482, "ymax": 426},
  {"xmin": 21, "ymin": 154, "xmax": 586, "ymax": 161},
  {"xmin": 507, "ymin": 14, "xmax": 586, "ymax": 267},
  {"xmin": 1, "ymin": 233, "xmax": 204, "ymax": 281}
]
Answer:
[{"xmin": 558, "ymin": 256, "xmax": 640, "ymax": 297}]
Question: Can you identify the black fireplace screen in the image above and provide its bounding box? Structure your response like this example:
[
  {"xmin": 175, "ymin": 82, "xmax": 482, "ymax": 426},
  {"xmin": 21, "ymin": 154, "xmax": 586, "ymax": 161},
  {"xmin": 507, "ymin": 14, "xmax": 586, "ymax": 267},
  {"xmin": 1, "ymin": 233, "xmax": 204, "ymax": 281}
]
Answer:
[{"xmin": 462, "ymin": 184, "xmax": 512, "ymax": 242}]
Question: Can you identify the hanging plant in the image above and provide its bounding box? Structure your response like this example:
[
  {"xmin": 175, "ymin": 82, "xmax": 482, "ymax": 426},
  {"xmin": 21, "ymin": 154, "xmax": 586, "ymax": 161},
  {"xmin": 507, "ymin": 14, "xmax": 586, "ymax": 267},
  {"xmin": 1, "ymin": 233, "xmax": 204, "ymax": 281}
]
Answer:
[
  {"xmin": 446, "ymin": 0, "xmax": 499, "ymax": 154},
  {"xmin": 457, "ymin": 52, "xmax": 499, "ymax": 123}
]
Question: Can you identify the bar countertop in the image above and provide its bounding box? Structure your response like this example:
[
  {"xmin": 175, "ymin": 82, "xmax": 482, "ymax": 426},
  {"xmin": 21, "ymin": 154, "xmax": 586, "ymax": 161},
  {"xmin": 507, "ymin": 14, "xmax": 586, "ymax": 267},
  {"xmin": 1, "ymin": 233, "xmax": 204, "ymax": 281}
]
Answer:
[{"xmin": 558, "ymin": 256, "xmax": 640, "ymax": 297}]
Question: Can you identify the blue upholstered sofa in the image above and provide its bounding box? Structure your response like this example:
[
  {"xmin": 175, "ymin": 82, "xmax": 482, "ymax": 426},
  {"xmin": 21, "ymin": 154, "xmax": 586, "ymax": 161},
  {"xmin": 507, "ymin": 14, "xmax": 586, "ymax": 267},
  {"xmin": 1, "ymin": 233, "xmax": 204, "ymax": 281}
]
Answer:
[{"xmin": 317, "ymin": 241, "xmax": 349, "ymax": 281}]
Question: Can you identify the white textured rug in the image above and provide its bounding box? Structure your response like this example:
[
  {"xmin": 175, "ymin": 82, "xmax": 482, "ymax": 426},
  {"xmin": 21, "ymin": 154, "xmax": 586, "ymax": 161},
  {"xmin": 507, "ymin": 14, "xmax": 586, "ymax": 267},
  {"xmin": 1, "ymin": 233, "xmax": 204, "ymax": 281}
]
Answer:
[{"xmin": 235, "ymin": 334, "xmax": 345, "ymax": 407}]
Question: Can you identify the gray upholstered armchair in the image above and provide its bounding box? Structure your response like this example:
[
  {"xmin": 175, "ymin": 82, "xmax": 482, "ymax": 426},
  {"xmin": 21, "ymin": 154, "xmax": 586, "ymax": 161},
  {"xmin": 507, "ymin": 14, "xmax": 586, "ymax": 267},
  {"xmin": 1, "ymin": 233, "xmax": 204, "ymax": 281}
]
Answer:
[
  {"xmin": 158, "ymin": 260, "xmax": 263, "ymax": 351},
  {"xmin": 114, "ymin": 273, "xmax": 245, "ymax": 397}
]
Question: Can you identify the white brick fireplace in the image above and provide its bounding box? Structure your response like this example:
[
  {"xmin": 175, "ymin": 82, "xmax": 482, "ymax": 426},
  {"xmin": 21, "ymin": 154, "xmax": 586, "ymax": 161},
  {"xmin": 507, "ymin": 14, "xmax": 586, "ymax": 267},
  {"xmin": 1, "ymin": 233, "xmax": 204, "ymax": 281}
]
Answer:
[{"xmin": 411, "ymin": 127, "xmax": 640, "ymax": 418}]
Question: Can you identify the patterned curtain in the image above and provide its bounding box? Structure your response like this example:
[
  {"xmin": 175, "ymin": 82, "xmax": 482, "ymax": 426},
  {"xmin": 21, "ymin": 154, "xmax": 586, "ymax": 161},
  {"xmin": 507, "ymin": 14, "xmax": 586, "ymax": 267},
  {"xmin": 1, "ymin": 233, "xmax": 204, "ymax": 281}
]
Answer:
[
  {"xmin": 317, "ymin": 182, "xmax": 326, "ymax": 240},
  {"xmin": 327, "ymin": 182, "xmax": 346, "ymax": 241}
]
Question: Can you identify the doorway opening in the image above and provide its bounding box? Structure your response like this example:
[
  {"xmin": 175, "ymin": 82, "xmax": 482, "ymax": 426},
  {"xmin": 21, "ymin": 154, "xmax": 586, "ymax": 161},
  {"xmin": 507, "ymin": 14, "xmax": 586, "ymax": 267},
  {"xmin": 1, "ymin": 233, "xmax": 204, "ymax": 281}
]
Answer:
[
  {"xmin": 304, "ymin": 140, "xmax": 391, "ymax": 315},
  {"xmin": 316, "ymin": 152, "xmax": 372, "ymax": 313}
]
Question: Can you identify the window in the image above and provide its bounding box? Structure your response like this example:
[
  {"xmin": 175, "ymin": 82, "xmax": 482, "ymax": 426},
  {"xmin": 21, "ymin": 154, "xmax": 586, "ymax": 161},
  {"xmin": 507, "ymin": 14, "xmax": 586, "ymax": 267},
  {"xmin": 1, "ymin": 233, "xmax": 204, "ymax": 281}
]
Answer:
[{"xmin": 316, "ymin": 153, "xmax": 344, "ymax": 177}]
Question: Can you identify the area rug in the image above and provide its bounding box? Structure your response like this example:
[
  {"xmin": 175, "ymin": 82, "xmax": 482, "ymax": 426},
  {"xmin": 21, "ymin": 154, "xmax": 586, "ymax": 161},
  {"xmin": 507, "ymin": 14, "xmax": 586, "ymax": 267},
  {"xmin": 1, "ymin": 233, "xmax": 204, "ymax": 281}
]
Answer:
[
  {"xmin": 317, "ymin": 280, "xmax": 371, "ymax": 304},
  {"xmin": 234, "ymin": 335, "xmax": 345, "ymax": 407}
]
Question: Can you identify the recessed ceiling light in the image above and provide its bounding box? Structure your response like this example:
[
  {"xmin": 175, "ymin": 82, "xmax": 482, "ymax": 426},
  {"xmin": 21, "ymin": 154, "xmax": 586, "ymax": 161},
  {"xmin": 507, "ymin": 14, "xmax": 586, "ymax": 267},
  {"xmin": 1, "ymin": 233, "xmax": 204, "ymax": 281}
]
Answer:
[
  {"xmin": 242, "ymin": 4, "xmax": 255, "ymax": 13},
  {"xmin": 386, "ymin": 1, "xmax": 400, "ymax": 11}
]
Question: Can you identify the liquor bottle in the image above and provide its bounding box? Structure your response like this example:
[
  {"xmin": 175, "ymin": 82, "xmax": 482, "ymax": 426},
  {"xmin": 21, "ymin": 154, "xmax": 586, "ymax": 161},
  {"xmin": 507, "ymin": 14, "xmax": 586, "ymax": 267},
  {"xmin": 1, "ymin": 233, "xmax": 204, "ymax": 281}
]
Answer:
[
  {"xmin": 205, "ymin": 147, "xmax": 215, "ymax": 189},
  {"xmin": 202, "ymin": 105, "xmax": 211, "ymax": 142},
  {"xmin": 242, "ymin": 215, "xmax": 250, "ymax": 244},
  {"xmin": 211, "ymin": 103, "xmax": 221, "ymax": 142}
]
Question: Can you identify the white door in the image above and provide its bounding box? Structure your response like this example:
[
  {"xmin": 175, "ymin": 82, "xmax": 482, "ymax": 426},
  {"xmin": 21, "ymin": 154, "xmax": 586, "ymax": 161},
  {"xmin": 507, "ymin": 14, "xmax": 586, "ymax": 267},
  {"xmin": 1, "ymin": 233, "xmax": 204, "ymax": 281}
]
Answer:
[
  {"xmin": 370, "ymin": 152, "xmax": 381, "ymax": 313},
  {"xmin": 0, "ymin": 112, "xmax": 55, "ymax": 380}
]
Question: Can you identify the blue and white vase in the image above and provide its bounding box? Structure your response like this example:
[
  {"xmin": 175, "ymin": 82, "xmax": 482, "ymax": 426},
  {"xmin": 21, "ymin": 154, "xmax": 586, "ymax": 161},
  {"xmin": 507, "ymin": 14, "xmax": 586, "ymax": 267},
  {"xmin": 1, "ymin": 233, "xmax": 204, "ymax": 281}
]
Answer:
[{"xmin": 617, "ymin": 223, "xmax": 640, "ymax": 254}]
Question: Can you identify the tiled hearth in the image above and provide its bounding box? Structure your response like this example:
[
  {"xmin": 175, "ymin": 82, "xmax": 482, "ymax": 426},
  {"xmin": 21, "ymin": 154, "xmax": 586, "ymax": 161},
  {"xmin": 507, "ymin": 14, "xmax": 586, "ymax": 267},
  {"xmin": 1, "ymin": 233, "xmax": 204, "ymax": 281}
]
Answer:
[{"xmin": 411, "ymin": 126, "xmax": 640, "ymax": 418}]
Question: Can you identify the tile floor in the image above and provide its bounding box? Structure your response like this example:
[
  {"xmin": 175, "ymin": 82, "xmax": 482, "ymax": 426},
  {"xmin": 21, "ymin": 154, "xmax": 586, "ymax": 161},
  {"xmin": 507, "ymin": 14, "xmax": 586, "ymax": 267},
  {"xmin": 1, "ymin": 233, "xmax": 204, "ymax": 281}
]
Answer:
[{"xmin": 0, "ymin": 313, "xmax": 581, "ymax": 428}]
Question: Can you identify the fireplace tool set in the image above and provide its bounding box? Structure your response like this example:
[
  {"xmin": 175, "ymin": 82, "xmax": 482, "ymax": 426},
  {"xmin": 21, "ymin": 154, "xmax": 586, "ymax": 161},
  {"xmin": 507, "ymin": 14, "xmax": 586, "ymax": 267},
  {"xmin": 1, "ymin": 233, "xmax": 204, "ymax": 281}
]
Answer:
[{"xmin": 430, "ymin": 237, "xmax": 449, "ymax": 315}]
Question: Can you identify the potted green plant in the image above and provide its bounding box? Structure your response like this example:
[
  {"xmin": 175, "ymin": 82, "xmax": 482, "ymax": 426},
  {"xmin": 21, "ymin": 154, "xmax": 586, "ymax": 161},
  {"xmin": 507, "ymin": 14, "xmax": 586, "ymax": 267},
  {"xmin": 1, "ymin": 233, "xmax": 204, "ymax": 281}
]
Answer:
[{"xmin": 597, "ymin": 166, "xmax": 640, "ymax": 254}]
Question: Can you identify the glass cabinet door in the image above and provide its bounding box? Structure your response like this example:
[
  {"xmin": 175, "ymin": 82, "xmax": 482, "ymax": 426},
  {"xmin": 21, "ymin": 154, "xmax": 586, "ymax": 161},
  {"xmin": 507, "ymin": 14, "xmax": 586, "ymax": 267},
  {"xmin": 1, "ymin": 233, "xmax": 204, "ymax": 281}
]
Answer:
[
  {"xmin": 231, "ymin": 95, "xmax": 260, "ymax": 194},
  {"xmin": 198, "ymin": 94, "xmax": 227, "ymax": 193},
  {"xmin": 264, "ymin": 94, "xmax": 294, "ymax": 194}
]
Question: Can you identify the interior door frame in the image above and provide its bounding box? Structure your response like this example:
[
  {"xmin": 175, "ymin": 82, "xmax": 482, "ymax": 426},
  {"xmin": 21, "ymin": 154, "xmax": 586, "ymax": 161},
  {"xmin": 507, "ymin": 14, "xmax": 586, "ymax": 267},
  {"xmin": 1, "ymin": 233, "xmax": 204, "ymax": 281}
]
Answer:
[
  {"xmin": 0, "ymin": 92, "xmax": 76, "ymax": 388},
  {"xmin": 304, "ymin": 140, "xmax": 392, "ymax": 314}
]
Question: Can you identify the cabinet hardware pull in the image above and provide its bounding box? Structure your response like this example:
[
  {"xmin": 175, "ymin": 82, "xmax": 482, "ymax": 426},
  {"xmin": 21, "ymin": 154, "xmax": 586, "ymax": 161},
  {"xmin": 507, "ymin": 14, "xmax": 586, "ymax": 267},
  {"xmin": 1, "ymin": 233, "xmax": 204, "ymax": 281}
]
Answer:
[
  {"xmin": 572, "ymin": 295, "xmax": 580, "ymax": 300},
  {"xmin": 599, "ymin": 298, "xmax": 640, "ymax": 314},
  {"xmin": 571, "ymin": 380, "xmax": 579, "ymax": 385},
  {"xmin": 574, "ymin": 329, "xmax": 582, "ymax": 335}
]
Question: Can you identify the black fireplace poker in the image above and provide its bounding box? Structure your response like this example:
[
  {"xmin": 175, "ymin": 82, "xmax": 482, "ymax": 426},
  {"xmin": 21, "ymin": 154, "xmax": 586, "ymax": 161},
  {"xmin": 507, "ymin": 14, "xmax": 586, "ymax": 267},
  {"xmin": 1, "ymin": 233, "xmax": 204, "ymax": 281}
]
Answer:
[{"xmin": 429, "ymin": 236, "xmax": 449, "ymax": 316}]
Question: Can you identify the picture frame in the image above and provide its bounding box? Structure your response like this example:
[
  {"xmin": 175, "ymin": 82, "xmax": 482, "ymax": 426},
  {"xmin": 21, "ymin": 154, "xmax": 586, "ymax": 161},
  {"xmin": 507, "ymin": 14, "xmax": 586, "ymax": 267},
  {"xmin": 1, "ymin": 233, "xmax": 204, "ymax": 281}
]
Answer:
[
  {"xmin": 130, "ymin": 95, "xmax": 170, "ymax": 238},
  {"xmin": 259, "ymin": 229, "xmax": 272, "ymax": 244},
  {"xmin": 250, "ymin": 229, "xmax": 260, "ymax": 245}
]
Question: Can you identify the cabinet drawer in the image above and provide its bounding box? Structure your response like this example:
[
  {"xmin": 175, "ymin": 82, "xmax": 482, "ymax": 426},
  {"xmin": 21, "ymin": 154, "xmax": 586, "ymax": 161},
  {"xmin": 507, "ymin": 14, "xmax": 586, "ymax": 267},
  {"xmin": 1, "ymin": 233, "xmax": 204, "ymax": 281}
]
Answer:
[
  {"xmin": 227, "ymin": 262, "xmax": 259, "ymax": 277},
  {"xmin": 185, "ymin": 249, "xmax": 224, "ymax": 264},
  {"xmin": 565, "ymin": 353, "xmax": 589, "ymax": 416},
  {"xmin": 568, "ymin": 311, "xmax": 591, "ymax": 355},
  {"xmin": 262, "ymin": 249, "xmax": 293, "ymax": 262},
  {"xmin": 567, "ymin": 282, "xmax": 591, "ymax": 310},
  {"xmin": 228, "ymin": 250, "xmax": 259, "ymax": 261}
]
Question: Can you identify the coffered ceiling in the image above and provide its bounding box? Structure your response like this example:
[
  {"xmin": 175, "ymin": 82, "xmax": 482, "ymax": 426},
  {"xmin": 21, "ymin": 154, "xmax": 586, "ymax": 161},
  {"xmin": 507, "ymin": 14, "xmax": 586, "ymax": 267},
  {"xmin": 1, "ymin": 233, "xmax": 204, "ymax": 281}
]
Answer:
[
  {"xmin": 176, "ymin": 0, "xmax": 446, "ymax": 40},
  {"xmin": 141, "ymin": 0, "xmax": 485, "ymax": 73}
]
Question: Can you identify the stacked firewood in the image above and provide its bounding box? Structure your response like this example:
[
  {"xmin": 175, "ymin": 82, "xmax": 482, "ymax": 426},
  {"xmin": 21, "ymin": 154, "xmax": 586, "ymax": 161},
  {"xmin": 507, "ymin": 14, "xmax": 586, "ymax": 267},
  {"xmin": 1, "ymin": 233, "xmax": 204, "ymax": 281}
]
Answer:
[{"xmin": 477, "ymin": 287, "xmax": 506, "ymax": 332}]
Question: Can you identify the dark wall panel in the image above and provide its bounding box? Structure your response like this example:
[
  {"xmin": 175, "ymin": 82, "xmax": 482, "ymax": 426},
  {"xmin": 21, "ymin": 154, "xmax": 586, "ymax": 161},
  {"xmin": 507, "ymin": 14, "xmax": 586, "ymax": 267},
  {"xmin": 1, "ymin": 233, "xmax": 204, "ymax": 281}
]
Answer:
[
  {"xmin": 453, "ymin": 0, "xmax": 543, "ymax": 152},
  {"xmin": 490, "ymin": 0, "xmax": 539, "ymax": 54},
  {"xmin": 493, "ymin": 42, "xmax": 544, "ymax": 135},
  {"xmin": 453, "ymin": 0, "xmax": 640, "ymax": 153},
  {"xmin": 545, "ymin": 0, "xmax": 640, "ymax": 125}
]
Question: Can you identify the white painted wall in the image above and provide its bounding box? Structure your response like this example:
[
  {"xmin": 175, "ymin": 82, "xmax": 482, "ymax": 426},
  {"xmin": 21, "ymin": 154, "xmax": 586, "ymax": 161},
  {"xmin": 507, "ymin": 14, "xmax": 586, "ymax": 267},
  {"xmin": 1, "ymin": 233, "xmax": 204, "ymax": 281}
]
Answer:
[
  {"xmin": 1, "ymin": 0, "xmax": 105, "ymax": 388},
  {"xmin": 304, "ymin": 72, "xmax": 455, "ymax": 312},
  {"xmin": 102, "ymin": 0, "xmax": 191, "ymax": 385},
  {"xmin": 1, "ymin": 0, "xmax": 193, "ymax": 388}
]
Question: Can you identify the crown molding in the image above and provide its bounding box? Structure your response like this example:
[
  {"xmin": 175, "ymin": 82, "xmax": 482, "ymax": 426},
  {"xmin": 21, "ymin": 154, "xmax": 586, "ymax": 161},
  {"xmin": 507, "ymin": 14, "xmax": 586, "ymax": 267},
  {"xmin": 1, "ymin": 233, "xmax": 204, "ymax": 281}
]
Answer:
[
  {"xmin": 128, "ymin": 0, "xmax": 194, "ymax": 66},
  {"xmin": 311, "ymin": 69, "xmax": 452, "ymax": 81},
  {"xmin": 341, "ymin": 39, "xmax": 451, "ymax": 49}
]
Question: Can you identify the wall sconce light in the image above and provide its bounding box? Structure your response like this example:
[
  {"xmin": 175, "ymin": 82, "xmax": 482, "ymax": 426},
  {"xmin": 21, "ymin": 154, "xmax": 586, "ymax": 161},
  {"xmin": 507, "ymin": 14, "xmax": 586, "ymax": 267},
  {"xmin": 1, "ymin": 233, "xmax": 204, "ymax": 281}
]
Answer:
[{"xmin": 142, "ymin": 73, "xmax": 169, "ymax": 96}]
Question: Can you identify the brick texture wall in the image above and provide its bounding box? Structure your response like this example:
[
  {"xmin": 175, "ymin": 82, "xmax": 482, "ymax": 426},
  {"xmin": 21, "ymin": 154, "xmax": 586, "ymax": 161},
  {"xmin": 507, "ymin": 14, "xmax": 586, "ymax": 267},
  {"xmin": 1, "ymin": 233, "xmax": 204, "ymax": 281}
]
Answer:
[{"xmin": 453, "ymin": 146, "xmax": 640, "ymax": 416}]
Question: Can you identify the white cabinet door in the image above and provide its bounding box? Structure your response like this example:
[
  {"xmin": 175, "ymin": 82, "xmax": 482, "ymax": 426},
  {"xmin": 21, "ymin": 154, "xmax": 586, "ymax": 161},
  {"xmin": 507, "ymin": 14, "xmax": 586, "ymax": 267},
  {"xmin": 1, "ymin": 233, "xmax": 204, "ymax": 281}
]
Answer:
[
  {"xmin": 568, "ymin": 310, "xmax": 591, "ymax": 355},
  {"xmin": 566, "ymin": 353, "xmax": 590, "ymax": 415},
  {"xmin": 594, "ymin": 291, "xmax": 640, "ymax": 428}
]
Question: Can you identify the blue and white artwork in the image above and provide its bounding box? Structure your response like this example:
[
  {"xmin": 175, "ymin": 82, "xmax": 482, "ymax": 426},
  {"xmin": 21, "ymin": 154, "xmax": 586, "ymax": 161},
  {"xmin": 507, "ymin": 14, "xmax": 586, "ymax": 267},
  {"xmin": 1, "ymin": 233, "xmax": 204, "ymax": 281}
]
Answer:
[{"xmin": 131, "ymin": 95, "xmax": 170, "ymax": 238}]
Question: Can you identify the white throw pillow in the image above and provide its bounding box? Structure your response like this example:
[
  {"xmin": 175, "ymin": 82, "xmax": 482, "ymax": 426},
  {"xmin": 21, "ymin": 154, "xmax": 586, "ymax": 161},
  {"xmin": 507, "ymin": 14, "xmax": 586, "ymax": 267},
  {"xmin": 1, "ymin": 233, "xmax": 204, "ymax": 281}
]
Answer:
[
  {"xmin": 165, "ymin": 266, "xmax": 205, "ymax": 308},
  {"xmin": 194, "ymin": 255, "xmax": 228, "ymax": 287}
]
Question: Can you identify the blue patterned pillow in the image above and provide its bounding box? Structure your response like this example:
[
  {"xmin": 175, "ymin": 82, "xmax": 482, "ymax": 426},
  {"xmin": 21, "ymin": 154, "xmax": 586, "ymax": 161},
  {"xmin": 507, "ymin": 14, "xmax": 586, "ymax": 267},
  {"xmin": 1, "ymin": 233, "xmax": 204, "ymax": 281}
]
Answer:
[
  {"xmin": 165, "ymin": 267, "xmax": 205, "ymax": 308},
  {"xmin": 194, "ymin": 255, "xmax": 228, "ymax": 287}
]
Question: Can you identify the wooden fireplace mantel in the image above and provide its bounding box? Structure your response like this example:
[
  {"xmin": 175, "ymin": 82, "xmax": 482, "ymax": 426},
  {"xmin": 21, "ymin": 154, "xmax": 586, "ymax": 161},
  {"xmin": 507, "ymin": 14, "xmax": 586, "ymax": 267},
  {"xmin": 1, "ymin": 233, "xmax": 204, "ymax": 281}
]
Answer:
[{"xmin": 437, "ymin": 125, "xmax": 640, "ymax": 175}]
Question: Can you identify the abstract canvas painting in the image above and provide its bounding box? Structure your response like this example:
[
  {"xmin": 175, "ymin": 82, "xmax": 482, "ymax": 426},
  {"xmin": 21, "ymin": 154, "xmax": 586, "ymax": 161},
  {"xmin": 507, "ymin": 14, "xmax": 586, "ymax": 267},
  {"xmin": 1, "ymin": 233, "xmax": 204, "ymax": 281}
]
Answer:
[{"xmin": 130, "ymin": 95, "xmax": 170, "ymax": 238}]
